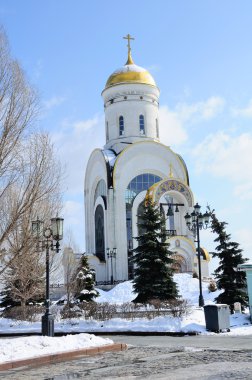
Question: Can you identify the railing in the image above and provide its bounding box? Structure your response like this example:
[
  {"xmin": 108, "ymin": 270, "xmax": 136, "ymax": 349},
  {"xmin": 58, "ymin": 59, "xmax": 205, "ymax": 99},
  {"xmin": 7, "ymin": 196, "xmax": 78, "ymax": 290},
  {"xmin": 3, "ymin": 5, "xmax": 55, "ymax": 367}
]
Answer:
[
  {"xmin": 95, "ymin": 280, "xmax": 126, "ymax": 286},
  {"xmin": 165, "ymin": 229, "xmax": 177, "ymax": 236}
]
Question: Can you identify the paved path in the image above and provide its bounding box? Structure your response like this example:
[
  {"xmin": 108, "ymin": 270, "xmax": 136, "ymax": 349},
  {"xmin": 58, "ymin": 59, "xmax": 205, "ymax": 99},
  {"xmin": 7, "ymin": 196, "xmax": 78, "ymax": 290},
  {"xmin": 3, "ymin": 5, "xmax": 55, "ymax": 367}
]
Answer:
[{"xmin": 1, "ymin": 334, "xmax": 252, "ymax": 379}]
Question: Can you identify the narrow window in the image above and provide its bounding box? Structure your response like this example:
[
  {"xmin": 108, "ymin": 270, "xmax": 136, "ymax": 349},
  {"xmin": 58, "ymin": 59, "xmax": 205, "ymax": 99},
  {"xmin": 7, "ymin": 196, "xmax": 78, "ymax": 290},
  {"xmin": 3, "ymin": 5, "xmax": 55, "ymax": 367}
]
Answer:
[
  {"xmin": 119, "ymin": 116, "xmax": 124, "ymax": 136},
  {"xmin": 106, "ymin": 121, "xmax": 109, "ymax": 141},
  {"xmin": 156, "ymin": 118, "xmax": 159, "ymax": 138},
  {"xmin": 139, "ymin": 114, "xmax": 145, "ymax": 135}
]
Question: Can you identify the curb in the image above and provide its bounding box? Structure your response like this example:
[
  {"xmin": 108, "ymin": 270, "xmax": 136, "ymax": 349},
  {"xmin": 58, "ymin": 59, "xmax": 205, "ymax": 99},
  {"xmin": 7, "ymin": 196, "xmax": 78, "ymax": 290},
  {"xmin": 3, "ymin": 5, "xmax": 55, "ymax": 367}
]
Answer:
[
  {"xmin": 0, "ymin": 331, "xmax": 198, "ymax": 337},
  {"xmin": 0, "ymin": 343, "xmax": 127, "ymax": 371}
]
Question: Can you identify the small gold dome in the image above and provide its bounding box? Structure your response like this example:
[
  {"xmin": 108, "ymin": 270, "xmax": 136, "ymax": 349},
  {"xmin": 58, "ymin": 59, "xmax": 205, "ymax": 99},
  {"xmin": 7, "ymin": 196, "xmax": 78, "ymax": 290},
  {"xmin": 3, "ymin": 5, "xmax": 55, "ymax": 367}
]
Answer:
[{"xmin": 105, "ymin": 53, "xmax": 156, "ymax": 89}]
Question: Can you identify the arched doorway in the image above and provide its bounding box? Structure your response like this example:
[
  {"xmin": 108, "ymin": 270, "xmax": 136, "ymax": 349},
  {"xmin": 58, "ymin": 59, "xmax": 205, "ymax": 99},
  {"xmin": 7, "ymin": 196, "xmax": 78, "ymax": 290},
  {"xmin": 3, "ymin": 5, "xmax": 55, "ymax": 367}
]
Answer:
[{"xmin": 172, "ymin": 254, "xmax": 187, "ymax": 273}]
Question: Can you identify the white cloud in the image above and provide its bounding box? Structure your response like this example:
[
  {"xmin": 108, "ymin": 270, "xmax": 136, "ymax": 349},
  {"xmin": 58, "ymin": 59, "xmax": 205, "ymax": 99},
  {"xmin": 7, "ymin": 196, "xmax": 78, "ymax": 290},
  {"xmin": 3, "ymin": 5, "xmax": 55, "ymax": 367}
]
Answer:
[
  {"xmin": 52, "ymin": 114, "xmax": 104, "ymax": 195},
  {"xmin": 177, "ymin": 96, "xmax": 225, "ymax": 123},
  {"xmin": 193, "ymin": 131, "xmax": 252, "ymax": 199},
  {"xmin": 63, "ymin": 200, "xmax": 84, "ymax": 226},
  {"xmin": 232, "ymin": 99, "xmax": 252, "ymax": 118},
  {"xmin": 234, "ymin": 228, "xmax": 252, "ymax": 261},
  {"xmin": 233, "ymin": 183, "xmax": 252, "ymax": 200},
  {"xmin": 159, "ymin": 105, "xmax": 188, "ymax": 146},
  {"xmin": 43, "ymin": 96, "xmax": 66, "ymax": 110},
  {"xmin": 73, "ymin": 115, "xmax": 100, "ymax": 134},
  {"xmin": 159, "ymin": 96, "xmax": 225, "ymax": 147}
]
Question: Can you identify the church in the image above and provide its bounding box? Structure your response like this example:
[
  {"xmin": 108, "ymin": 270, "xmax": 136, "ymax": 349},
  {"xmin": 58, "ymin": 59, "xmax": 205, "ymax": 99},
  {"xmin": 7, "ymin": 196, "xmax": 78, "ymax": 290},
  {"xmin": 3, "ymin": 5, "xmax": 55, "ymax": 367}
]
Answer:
[{"xmin": 84, "ymin": 35, "xmax": 210, "ymax": 284}]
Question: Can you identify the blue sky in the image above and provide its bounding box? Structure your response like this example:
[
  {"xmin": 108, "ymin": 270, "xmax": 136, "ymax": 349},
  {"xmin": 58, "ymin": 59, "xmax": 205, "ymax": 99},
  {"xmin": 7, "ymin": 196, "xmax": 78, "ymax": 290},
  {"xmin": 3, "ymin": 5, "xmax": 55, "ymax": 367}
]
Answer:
[{"xmin": 1, "ymin": 0, "xmax": 252, "ymax": 272}]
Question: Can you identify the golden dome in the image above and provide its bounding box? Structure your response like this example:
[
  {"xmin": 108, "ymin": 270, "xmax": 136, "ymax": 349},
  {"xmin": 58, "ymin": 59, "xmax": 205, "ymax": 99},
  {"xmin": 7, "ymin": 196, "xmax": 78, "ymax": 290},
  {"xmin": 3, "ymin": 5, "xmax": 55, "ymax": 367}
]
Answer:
[{"xmin": 105, "ymin": 51, "xmax": 156, "ymax": 89}]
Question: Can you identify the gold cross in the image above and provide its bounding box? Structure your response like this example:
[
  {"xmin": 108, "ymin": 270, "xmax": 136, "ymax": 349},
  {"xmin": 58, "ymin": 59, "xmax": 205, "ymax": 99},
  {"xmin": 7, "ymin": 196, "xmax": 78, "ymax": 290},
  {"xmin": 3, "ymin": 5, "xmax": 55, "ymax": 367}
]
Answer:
[{"xmin": 123, "ymin": 34, "xmax": 135, "ymax": 55}]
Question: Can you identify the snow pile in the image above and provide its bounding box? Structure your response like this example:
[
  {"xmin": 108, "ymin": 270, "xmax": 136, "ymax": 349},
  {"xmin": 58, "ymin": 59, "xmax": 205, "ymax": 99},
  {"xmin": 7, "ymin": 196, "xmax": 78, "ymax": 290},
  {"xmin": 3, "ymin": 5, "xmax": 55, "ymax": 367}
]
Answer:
[
  {"xmin": 174, "ymin": 273, "xmax": 221, "ymax": 305},
  {"xmin": 96, "ymin": 273, "xmax": 221, "ymax": 306},
  {"xmin": 0, "ymin": 334, "xmax": 113, "ymax": 363},
  {"xmin": 96, "ymin": 281, "xmax": 135, "ymax": 304},
  {"xmin": 0, "ymin": 273, "xmax": 251, "ymax": 352}
]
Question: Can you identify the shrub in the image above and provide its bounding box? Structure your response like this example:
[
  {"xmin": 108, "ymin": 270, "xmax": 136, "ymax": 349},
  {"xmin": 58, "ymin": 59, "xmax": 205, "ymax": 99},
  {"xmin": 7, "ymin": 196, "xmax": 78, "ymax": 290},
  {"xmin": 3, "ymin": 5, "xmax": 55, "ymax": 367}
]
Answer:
[
  {"xmin": 208, "ymin": 280, "xmax": 217, "ymax": 293},
  {"xmin": 161, "ymin": 299, "xmax": 191, "ymax": 318},
  {"xmin": 60, "ymin": 305, "xmax": 83, "ymax": 319},
  {"xmin": 1, "ymin": 305, "xmax": 44, "ymax": 322}
]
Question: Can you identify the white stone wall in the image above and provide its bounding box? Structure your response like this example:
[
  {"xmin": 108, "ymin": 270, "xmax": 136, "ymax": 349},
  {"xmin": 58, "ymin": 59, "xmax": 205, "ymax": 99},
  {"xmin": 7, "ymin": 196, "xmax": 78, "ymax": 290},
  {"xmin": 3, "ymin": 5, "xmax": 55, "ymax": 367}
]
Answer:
[
  {"xmin": 84, "ymin": 149, "xmax": 108, "ymax": 254},
  {"xmin": 102, "ymin": 83, "xmax": 160, "ymax": 150}
]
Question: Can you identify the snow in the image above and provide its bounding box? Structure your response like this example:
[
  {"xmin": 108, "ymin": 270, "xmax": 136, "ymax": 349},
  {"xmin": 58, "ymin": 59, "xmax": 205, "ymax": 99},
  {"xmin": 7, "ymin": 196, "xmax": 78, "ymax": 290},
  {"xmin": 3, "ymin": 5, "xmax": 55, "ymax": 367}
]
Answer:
[
  {"xmin": 0, "ymin": 274, "xmax": 251, "ymax": 364},
  {"xmin": 96, "ymin": 280, "xmax": 135, "ymax": 304},
  {"xmin": 111, "ymin": 63, "xmax": 146, "ymax": 74},
  {"xmin": 0, "ymin": 334, "xmax": 113, "ymax": 364}
]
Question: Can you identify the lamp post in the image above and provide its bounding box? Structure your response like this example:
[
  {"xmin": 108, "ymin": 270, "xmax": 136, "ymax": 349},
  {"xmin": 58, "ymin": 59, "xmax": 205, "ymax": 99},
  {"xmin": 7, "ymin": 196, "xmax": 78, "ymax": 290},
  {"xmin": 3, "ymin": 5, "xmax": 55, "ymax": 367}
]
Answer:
[
  {"xmin": 106, "ymin": 247, "xmax": 117, "ymax": 285},
  {"xmin": 184, "ymin": 203, "xmax": 210, "ymax": 307},
  {"xmin": 32, "ymin": 217, "xmax": 64, "ymax": 336}
]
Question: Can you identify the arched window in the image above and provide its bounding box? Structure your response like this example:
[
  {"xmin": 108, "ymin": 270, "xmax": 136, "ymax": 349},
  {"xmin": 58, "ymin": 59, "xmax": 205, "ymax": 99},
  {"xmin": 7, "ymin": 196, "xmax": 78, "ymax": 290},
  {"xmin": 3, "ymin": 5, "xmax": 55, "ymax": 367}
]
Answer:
[
  {"xmin": 156, "ymin": 118, "xmax": 159, "ymax": 138},
  {"xmin": 95, "ymin": 205, "xmax": 105, "ymax": 261},
  {"xmin": 125, "ymin": 173, "xmax": 162, "ymax": 205},
  {"xmin": 139, "ymin": 115, "xmax": 145, "ymax": 135},
  {"xmin": 119, "ymin": 116, "xmax": 124, "ymax": 136}
]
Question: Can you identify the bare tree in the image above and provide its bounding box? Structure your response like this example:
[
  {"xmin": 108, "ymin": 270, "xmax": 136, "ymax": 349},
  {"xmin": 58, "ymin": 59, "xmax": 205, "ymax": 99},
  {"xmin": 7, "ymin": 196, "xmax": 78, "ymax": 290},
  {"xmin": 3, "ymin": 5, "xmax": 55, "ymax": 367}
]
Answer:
[
  {"xmin": 61, "ymin": 230, "xmax": 80, "ymax": 307},
  {"xmin": 0, "ymin": 132, "xmax": 62, "ymax": 272},
  {"xmin": 0, "ymin": 28, "xmax": 64, "ymax": 307},
  {"xmin": 1, "ymin": 132, "xmax": 62, "ymax": 307},
  {"xmin": 0, "ymin": 28, "xmax": 62, "ymax": 272}
]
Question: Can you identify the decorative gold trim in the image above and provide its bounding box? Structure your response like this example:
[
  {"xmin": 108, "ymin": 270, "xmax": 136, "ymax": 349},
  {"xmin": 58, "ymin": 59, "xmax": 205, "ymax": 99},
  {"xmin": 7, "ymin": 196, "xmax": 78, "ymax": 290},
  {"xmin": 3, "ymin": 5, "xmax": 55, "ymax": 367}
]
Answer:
[
  {"xmin": 201, "ymin": 247, "xmax": 211, "ymax": 262},
  {"xmin": 106, "ymin": 70, "xmax": 156, "ymax": 88},
  {"xmin": 169, "ymin": 163, "xmax": 174, "ymax": 178},
  {"xmin": 146, "ymin": 177, "xmax": 194, "ymax": 207}
]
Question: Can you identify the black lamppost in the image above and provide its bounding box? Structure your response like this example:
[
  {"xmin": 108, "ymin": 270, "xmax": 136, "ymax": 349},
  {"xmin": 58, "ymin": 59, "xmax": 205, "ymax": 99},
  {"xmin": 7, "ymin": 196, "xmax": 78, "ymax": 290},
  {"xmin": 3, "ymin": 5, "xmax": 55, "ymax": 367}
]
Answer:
[
  {"xmin": 184, "ymin": 203, "xmax": 210, "ymax": 307},
  {"xmin": 106, "ymin": 247, "xmax": 117, "ymax": 285},
  {"xmin": 32, "ymin": 217, "xmax": 64, "ymax": 336}
]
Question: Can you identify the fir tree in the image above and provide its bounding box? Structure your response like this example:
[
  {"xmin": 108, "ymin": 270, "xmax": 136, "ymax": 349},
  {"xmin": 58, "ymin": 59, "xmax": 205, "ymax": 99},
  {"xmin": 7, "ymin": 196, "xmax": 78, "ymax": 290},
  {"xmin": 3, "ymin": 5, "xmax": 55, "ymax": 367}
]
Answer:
[
  {"xmin": 73, "ymin": 254, "xmax": 99, "ymax": 302},
  {"xmin": 210, "ymin": 210, "xmax": 248, "ymax": 312},
  {"xmin": 132, "ymin": 200, "xmax": 178, "ymax": 303}
]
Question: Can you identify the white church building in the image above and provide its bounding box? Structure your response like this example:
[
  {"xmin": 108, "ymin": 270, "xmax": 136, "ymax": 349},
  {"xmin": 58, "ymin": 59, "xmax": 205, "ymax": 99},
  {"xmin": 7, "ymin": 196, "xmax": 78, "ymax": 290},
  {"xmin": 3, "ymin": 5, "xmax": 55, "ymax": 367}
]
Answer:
[{"xmin": 84, "ymin": 35, "xmax": 210, "ymax": 284}]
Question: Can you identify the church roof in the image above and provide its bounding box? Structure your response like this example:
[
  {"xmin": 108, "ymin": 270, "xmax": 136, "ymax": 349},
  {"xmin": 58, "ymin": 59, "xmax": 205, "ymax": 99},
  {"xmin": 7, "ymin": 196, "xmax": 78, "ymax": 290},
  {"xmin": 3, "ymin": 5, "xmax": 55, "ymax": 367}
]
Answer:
[
  {"xmin": 105, "ymin": 62, "xmax": 156, "ymax": 89},
  {"xmin": 105, "ymin": 35, "xmax": 156, "ymax": 89},
  {"xmin": 102, "ymin": 149, "xmax": 117, "ymax": 188}
]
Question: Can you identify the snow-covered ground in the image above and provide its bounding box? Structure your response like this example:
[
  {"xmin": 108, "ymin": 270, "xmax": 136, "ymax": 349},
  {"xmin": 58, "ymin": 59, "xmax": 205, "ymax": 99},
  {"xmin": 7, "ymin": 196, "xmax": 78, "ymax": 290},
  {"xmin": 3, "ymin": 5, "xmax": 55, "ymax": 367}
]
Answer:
[
  {"xmin": 0, "ymin": 334, "xmax": 113, "ymax": 364},
  {"xmin": 0, "ymin": 274, "xmax": 251, "ymax": 364}
]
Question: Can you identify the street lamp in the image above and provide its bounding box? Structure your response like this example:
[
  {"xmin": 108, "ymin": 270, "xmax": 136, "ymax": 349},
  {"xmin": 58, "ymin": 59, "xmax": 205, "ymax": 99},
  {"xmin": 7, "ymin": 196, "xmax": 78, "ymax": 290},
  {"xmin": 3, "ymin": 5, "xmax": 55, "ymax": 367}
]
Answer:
[
  {"xmin": 106, "ymin": 247, "xmax": 117, "ymax": 285},
  {"xmin": 184, "ymin": 203, "xmax": 210, "ymax": 307},
  {"xmin": 32, "ymin": 217, "xmax": 64, "ymax": 336}
]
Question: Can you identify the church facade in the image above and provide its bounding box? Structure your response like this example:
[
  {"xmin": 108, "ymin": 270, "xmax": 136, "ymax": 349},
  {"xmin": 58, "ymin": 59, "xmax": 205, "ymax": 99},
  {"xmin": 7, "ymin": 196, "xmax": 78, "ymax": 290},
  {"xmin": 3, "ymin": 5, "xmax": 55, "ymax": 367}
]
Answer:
[{"xmin": 84, "ymin": 36, "xmax": 209, "ymax": 284}]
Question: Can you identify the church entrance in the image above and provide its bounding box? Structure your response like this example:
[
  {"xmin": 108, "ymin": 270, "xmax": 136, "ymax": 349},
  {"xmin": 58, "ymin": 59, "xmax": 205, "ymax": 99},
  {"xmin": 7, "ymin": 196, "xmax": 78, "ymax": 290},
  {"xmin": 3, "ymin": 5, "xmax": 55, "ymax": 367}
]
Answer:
[{"xmin": 172, "ymin": 254, "xmax": 187, "ymax": 273}]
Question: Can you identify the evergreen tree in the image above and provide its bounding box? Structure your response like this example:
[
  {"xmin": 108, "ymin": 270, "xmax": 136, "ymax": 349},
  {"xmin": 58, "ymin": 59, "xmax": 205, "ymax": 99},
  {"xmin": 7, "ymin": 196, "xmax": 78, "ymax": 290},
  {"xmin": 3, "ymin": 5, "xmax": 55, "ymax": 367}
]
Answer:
[
  {"xmin": 132, "ymin": 200, "xmax": 178, "ymax": 303},
  {"xmin": 210, "ymin": 210, "xmax": 248, "ymax": 312},
  {"xmin": 73, "ymin": 254, "xmax": 99, "ymax": 302}
]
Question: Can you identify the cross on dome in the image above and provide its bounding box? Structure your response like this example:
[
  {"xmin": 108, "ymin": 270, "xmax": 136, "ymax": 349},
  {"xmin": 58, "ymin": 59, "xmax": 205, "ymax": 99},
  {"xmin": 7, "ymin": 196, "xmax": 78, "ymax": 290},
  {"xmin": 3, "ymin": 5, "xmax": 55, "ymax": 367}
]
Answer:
[{"xmin": 123, "ymin": 33, "xmax": 135, "ymax": 65}]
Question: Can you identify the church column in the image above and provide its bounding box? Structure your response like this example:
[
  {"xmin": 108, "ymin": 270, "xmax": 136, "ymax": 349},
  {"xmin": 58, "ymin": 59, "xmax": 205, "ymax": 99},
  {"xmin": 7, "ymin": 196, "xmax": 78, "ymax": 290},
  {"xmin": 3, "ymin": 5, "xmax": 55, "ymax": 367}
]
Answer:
[{"xmin": 106, "ymin": 187, "xmax": 117, "ymax": 282}]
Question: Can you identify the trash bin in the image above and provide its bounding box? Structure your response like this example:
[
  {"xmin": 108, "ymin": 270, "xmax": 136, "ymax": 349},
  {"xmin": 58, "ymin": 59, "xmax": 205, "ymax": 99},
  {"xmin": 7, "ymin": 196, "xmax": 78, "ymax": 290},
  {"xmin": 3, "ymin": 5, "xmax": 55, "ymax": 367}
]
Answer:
[{"xmin": 204, "ymin": 304, "xmax": 230, "ymax": 333}]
